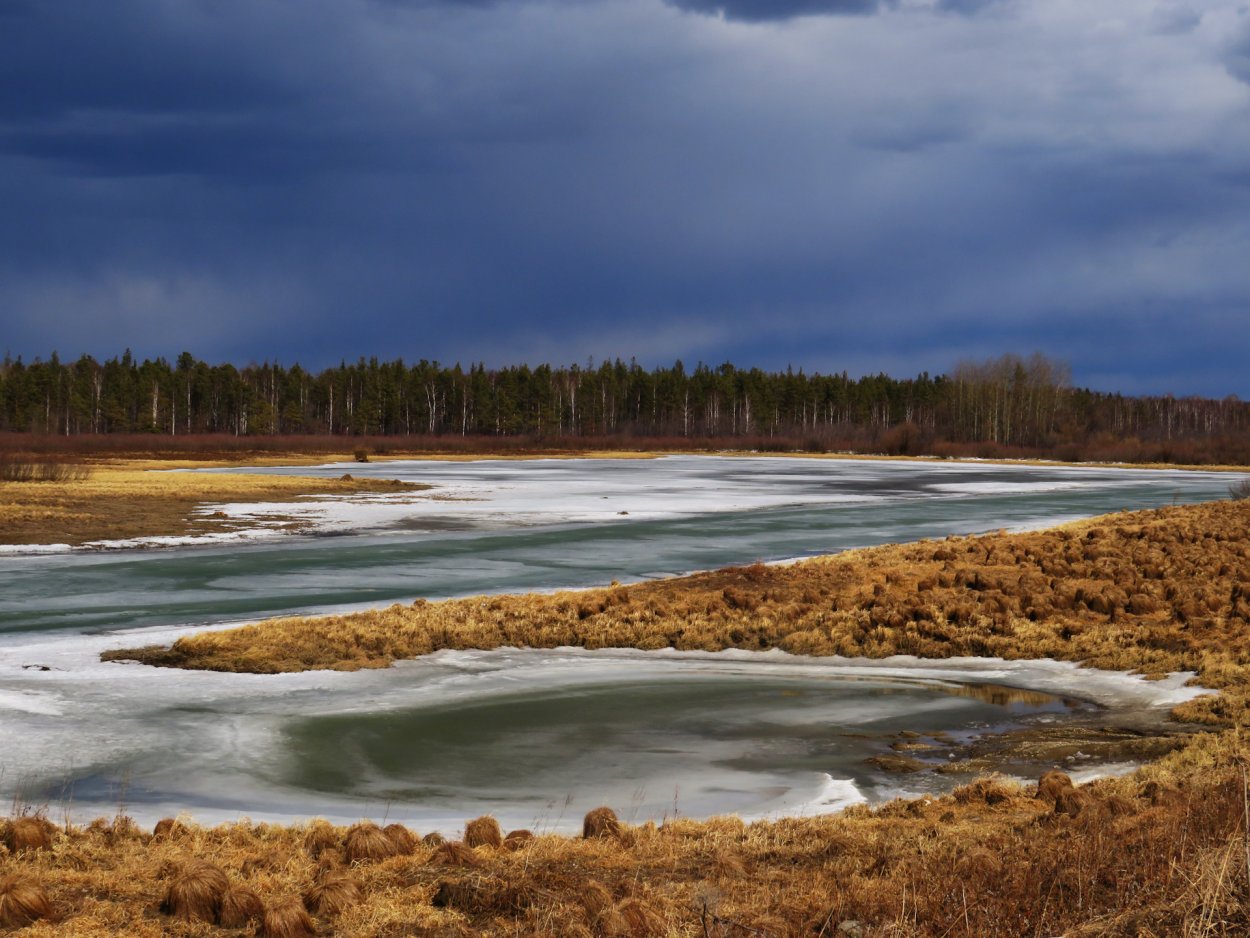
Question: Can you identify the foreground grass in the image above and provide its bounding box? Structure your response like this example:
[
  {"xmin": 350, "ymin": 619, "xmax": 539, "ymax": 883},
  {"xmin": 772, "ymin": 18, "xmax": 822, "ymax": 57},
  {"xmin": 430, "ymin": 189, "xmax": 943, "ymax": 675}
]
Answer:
[
  {"xmin": 0, "ymin": 458, "xmax": 417, "ymax": 546},
  {"xmin": 11, "ymin": 497, "xmax": 1248, "ymax": 935},
  {"xmin": 2, "ymin": 742, "xmax": 1248, "ymax": 936}
]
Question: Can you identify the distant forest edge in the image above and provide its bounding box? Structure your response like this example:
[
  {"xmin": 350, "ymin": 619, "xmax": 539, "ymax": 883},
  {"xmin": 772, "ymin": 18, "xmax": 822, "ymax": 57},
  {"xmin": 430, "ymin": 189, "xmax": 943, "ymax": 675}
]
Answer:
[{"xmin": 2, "ymin": 351, "xmax": 1249, "ymax": 465}]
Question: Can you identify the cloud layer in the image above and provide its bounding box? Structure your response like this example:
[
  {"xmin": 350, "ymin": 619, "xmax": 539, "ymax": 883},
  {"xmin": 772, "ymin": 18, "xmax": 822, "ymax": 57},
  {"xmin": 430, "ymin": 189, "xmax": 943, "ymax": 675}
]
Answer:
[{"xmin": 2, "ymin": 0, "xmax": 1248, "ymax": 395}]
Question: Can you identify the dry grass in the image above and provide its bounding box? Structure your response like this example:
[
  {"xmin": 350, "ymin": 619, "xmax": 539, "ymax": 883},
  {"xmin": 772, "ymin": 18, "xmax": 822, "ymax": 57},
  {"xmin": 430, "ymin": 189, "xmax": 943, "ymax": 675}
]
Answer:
[
  {"xmin": 218, "ymin": 883, "xmax": 264, "ymax": 928},
  {"xmin": 584, "ymin": 806, "xmax": 623, "ymax": 840},
  {"xmin": 302, "ymin": 870, "xmax": 362, "ymax": 917},
  {"xmin": 25, "ymin": 496, "xmax": 1250, "ymax": 935},
  {"xmin": 262, "ymin": 896, "xmax": 317, "ymax": 938},
  {"xmin": 464, "ymin": 816, "xmax": 504, "ymax": 850},
  {"xmin": 0, "ymin": 874, "xmax": 54, "ymax": 929},
  {"xmin": 344, "ymin": 822, "xmax": 401, "ymax": 864},
  {"xmin": 0, "ymin": 457, "xmax": 419, "ymax": 545},
  {"xmin": 3, "ymin": 763, "xmax": 1249, "ymax": 936},
  {"xmin": 113, "ymin": 500, "xmax": 1250, "ymax": 718}
]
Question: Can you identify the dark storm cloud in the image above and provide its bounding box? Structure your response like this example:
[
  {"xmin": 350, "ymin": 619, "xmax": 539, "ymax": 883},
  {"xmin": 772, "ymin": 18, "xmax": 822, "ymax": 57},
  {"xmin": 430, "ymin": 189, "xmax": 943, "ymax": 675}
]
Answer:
[
  {"xmin": 1227, "ymin": 22, "xmax": 1250, "ymax": 85},
  {"xmin": 935, "ymin": 0, "xmax": 1007, "ymax": 15},
  {"xmin": 663, "ymin": 0, "xmax": 886, "ymax": 22},
  {"xmin": 1, "ymin": 0, "xmax": 1248, "ymax": 397}
]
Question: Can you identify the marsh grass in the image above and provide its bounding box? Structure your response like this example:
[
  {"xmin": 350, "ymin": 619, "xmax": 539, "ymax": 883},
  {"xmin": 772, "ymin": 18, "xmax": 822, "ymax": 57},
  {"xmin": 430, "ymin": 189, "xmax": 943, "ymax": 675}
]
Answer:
[
  {"xmin": 2, "ymin": 767, "xmax": 1250, "ymax": 936},
  {"xmin": 0, "ymin": 459, "xmax": 418, "ymax": 545},
  {"xmin": 68, "ymin": 497, "xmax": 1250, "ymax": 935},
  {"xmin": 0, "ymin": 454, "xmax": 88, "ymax": 483}
]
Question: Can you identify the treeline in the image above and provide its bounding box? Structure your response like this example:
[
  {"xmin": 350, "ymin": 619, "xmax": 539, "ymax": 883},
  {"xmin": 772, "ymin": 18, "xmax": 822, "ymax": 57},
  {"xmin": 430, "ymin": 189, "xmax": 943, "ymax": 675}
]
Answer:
[{"xmin": 1, "ymin": 351, "xmax": 1248, "ymax": 464}]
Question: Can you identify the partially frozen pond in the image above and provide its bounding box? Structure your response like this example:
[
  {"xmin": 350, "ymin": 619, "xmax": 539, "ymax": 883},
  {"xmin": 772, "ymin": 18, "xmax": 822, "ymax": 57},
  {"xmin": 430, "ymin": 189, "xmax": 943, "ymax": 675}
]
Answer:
[{"xmin": 0, "ymin": 456, "xmax": 1233, "ymax": 828}]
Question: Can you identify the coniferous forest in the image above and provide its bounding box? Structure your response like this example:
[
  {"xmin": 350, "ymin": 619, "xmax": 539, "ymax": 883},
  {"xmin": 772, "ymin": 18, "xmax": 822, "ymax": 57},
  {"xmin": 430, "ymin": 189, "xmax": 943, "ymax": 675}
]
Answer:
[{"xmin": 1, "ymin": 351, "xmax": 1248, "ymax": 464}]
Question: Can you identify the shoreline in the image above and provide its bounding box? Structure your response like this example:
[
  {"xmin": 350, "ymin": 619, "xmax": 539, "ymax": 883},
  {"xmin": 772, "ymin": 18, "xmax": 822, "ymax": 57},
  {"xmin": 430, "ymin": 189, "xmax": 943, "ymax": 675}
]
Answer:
[{"xmin": 0, "ymin": 450, "xmax": 1241, "ymax": 554}]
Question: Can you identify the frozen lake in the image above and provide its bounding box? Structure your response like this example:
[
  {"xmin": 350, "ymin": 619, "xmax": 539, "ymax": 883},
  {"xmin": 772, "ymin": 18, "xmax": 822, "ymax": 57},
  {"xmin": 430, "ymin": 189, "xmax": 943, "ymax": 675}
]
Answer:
[{"xmin": 0, "ymin": 455, "xmax": 1234, "ymax": 829}]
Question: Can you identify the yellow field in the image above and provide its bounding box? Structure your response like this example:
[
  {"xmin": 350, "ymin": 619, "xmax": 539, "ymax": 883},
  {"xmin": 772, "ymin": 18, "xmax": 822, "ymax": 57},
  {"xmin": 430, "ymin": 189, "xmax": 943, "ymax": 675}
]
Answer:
[{"xmin": 0, "ymin": 459, "xmax": 416, "ymax": 545}]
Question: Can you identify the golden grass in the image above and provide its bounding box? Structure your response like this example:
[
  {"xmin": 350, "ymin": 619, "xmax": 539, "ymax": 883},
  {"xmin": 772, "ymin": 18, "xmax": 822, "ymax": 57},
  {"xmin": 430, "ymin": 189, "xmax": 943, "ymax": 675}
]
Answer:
[
  {"xmin": 24, "ymin": 495, "xmax": 1250, "ymax": 935},
  {"xmin": 0, "ymin": 458, "xmax": 419, "ymax": 545},
  {"xmin": 583, "ymin": 806, "xmax": 623, "ymax": 840},
  {"xmin": 3, "ymin": 756, "xmax": 1249, "ymax": 937},
  {"xmin": 0, "ymin": 874, "xmax": 55, "ymax": 929},
  {"xmin": 344, "ymin": 822, "xmax": 401, "ymax": 864},
  {"xmin": 114, "ymin": 500, "xmax": 1250, "ymax": 719}
]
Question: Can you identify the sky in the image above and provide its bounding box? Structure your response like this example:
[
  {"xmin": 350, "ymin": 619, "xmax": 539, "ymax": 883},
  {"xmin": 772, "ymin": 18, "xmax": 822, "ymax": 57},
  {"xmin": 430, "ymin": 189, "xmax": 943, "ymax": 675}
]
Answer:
[{"xmin": 1, "ymin": 0, "xmax": 1248, "ymax": 396}]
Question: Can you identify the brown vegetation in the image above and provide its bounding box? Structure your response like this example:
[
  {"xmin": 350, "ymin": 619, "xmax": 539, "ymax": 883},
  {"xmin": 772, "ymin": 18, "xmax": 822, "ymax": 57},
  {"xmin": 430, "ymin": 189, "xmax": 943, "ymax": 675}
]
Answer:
[
  {"xmin": 343, "ymin": 821, "xmax": 400, "ymax": 864},
  {"xmin": 503, "ymin": 829, "xmax": 534, "ymax": 851},
  {"xmin": 464, "ymin": 816, "xmax": 504, "ymax": 849},
  {"xmin": 1, "ymin": 816, "xmax": 56, "ymax": 854},
  {"xmin": 0, "ymin": 455, "xmax": 420, "ymax": 546},
  {"xmin": 13, "ymin": 496, "xmax": 1250, "ymax": 935},
  {"xmin": 3, "ymin": 764, "xmax": 1249, "ymax": 937},
  {"xmin": 262, "ymin": 897, "xmax": 317, "ymax": 938},
  {"xmin": 0, "ymin": 453, "xmax": 89, "ymax": 483},
  {"xmin": 0, "ymin": 874, "xmax": 54, "ymax": 929},
  {"xmin": 302, "ymin": 870, "xmax": 362, "ymax": 917},
  {"xmin": 158, "ymin": 859, "xmax": 228, "ymax": 922},
  {"xmin": 383, "ymin": 822, "xmax": 417, "ymax": 855},
  {"xmin": 218, "ymin": 883, "xmax": 265, "ymax": 928},
  {"xmin": 583, "ymin": 806, "xmax": 623, "ymax": 840}
]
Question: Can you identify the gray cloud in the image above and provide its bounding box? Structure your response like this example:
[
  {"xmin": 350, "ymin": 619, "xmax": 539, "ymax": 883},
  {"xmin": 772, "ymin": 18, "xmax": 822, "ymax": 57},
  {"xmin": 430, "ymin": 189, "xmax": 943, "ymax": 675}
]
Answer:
[
  {"xmin": 663, "ymin": 0, "xmax": 886, "ymax": 22},
  {"xmin": 935, "ymin": 0, "xmax": 1009, "ymax": 15}
]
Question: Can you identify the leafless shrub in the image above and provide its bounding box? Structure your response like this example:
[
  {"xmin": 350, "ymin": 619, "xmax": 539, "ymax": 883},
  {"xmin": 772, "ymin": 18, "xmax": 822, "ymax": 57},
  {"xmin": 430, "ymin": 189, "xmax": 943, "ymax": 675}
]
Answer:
[{"xmin": 0, "ymin": 454, "xmax": 89, "ymax": 483}]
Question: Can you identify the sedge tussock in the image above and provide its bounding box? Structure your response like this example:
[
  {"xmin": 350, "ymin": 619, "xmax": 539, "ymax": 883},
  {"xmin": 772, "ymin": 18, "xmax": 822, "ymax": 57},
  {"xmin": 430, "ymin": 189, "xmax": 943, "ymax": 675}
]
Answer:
[
  {"xmin": 2, "ymin": 815, "xmax": 56, "ymax": 853},
  {"xmin": 1035, "ymin": 769, "xmax": 1074, "ymax": 803},
  {"xmin": 383, "ymin": 822, "xmax": 417, "ymax": 855},
  {"xmin": 218, "ymin": 883, "xmax": 265, "ymax": 927},
  {"xmin": 302, "ymin": 818, "xmax": 339, "ymax": 859},
  {"xmin": 262, "ymin": 896, "xmax": 317, "ymax": 938},
  {"xmin": 344, "ymin": 821, "xmax": 399, "ymax": 864},
  {"xmin": 303, "ymin": 870, "xmax": 362, "ymax": 917},
  {"xmin": 158, "ymin": 858, "xmax": 229, "ymax": 923},
  {"xmin": 0, "ymin": 874, "xmax": 54, "ymax": 929},
  {"xmin": 582, "ymin": 806, "xmax": 622, "ymax": 840},
  {"xmin": 464, "ymin": 816, "xmax": 503, "ymax": 850},
  {"xmin": 502, "ymin": 829, "xmax": 534, "ymax": 851}
]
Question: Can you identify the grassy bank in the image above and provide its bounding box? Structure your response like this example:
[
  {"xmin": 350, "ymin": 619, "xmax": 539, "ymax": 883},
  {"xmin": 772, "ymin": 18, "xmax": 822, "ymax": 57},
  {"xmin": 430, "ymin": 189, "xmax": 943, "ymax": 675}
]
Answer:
[
  {"xmin": 2, "ymin": 748, "xmax": 1247, "ymax": 937},
  {"xmin": 0, "ymin": 458, "xmax": 417, "ymax": 546}
]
